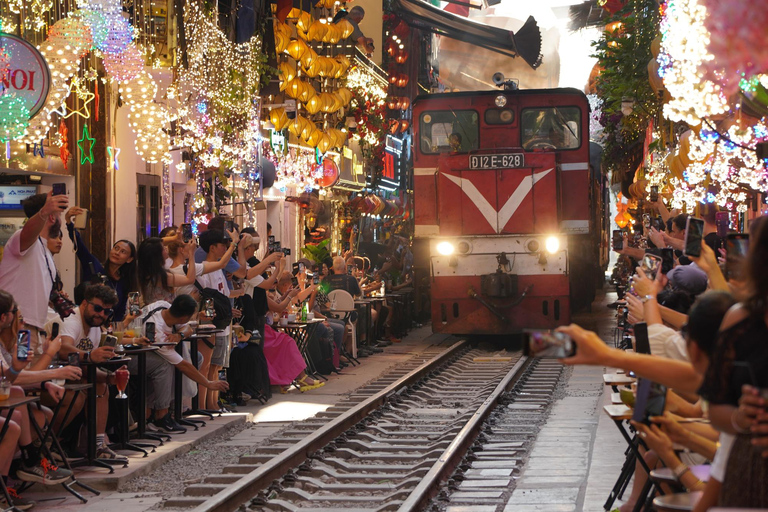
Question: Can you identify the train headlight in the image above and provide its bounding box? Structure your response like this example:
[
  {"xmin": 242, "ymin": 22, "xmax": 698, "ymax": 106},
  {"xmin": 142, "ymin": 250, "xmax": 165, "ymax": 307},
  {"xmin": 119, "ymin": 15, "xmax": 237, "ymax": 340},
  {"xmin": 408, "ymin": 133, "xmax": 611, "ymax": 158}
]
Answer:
[
  {"xmin": 495, "ymin": 95, "xmax": 507, "ymax": 107},
  {"xmin": 545, "ymin": 236, "xmax": 560, "ymax": 254},
  {"xmin": 436, "ymin": 241, "xmax": 455, "ymax": 256}
]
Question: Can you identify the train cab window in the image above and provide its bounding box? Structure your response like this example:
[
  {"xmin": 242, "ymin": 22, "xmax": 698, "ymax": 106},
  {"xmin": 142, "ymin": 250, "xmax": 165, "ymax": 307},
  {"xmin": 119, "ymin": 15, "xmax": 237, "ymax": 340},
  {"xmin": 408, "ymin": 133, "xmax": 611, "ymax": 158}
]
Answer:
[
  {"xmin": 419, "ymin": 110, "xmax": 479, "ymax": 154},
  {"xmin": 521, "ymin": 107, "xmax": 581, "ymax": 151}
]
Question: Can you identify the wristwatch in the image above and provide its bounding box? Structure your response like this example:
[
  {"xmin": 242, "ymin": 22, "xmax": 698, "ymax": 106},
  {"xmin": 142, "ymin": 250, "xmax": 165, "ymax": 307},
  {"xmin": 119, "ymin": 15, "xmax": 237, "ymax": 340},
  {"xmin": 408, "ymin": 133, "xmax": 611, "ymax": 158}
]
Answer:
[{"xmin": 641, "ymin": 295, "xmax": 656, "ymax": 303}]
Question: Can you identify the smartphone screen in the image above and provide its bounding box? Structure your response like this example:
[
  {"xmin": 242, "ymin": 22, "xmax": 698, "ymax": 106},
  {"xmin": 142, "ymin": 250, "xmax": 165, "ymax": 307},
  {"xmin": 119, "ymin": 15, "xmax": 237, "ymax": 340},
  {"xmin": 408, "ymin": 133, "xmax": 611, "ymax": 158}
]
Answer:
[
  {"xmin": 282, "ymin": 248, "xmax": 291, "ymax": 256},
  {"xmin": 224, "ymin": 220, "xmax": 234, "ymax": 232},
  {"xmin": 612, "ymin": 230, "xmax": 623, "ymax": 251},
  {"xmin": 660, "ymin": 248, "xmax": 674, "ymax": 275},
  {"xmin": 523, "ymin": 330, "xmax": 576, "ymax": 358},
  {"xmin": 16, "ymin": 329, "xmax": 31, "ymax": 361},
  {"xmin": 725, "ymin": 234, "xmax": 749, "ymax": 280},
  {"xmin": 347, "ymin": 266, "xmax": 353, "ymax": 275},
  {"xmin": 181, "ymin": 223, "xmax": 193, "ymax": 243},
  {"xmin": 68, "ymin": 352, "xmax": 80, "ymax": 366},
  {"xmin": 684, "ymin": 217, "xmax": 704, "ymax": 257},
  {"xmin": 633, "ymin": 322, "xmax": 651, "ymax": 354},
  {"xmin": 268, "ymin": 235, "xmax": 275, "ymax": 244},
  {"xmin": 649, "ymin": 186, "xmax": 658, "ymax": 203},
  {"xmin": 291, "ymin": 277, "xmax": 299, "ymax": 287},
  {"xmin": 292, "ymin": 262, "xmax": 300, "ymax": 276},
  {"xmin": 313, "ymin": 275, "xmax": 320, "ymax": 285},
  {"xmin": 52, "ymin": 183, "xmax": 67, "ymax": 196},
  {"xmin": 715, "ymin": 212, "xmax": 729, "ymax": 238},
  {"xmin": 632, "ymin": 378, "xmax": 667, "ymax": 424},
  {"xmin": 640, "ymin": 254, "xmax": 662, "ymax": 281},
  {"xmin": 298, "ymin": 263, "xmax": 305, "ymax": 273},
  {"xmin": 642, "ymin": 214, "xmax": 651, "ymax": 229},
  {"xmin": 103, "ymin": 335, "xmax": 118, "ymax": 348},
  {"xmin": 50, "ymin": 323, "xmax": 59, "ymax": 339},
  {"xmin": 145, "ymin": 322, "xmax": 156, "ymax": 343}
]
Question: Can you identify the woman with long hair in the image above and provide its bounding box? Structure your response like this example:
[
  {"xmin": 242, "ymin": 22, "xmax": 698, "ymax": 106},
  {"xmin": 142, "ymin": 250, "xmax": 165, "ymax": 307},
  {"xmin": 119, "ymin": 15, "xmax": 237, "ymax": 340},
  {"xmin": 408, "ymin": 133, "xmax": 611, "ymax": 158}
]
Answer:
[
  {"xmin": 136, "ymin": 237, "xmax": 197, "ymax": 304},
  {"xmin": 65, "ymin": 207, "xmax": 138, "ymax": 321}
]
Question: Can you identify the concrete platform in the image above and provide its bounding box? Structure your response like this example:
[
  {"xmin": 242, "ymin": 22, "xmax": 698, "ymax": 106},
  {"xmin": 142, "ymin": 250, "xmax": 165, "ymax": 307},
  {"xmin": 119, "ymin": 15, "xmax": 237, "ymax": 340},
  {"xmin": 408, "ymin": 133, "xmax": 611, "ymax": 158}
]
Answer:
[{"xmin": 21, "ymin": 325, "xmax": 451, "ymax": 510}]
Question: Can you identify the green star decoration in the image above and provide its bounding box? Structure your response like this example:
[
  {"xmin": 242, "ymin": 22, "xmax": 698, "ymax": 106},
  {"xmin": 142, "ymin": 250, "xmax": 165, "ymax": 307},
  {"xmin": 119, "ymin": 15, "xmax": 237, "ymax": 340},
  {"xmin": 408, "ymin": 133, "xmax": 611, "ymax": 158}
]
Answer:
[{"xmin": 77, "ymin": 124, "xmax": 96, "ymax": 165}]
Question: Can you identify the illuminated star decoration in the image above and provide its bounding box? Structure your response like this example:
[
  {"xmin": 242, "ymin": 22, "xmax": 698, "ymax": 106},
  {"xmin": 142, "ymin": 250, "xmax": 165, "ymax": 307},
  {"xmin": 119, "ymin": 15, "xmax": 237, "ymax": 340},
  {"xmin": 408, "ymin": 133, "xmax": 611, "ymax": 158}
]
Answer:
[
  {"xmin": 53, "ymin": 79, "xmax": 96, "ymax": 120},
  {"xmin": 107, "ymin": 145, "xmax": 120, "ymax": 170},
  {"xmin": 77, "ymin": 124, "xmax": 96, "ymax": 165},
  {"xmin": 59, "ymin": 121, "xmax": 70, "ymax": 170},
  {"xmin": 32, "ymin": 139, "xmax": 45, "ymax": 158}
]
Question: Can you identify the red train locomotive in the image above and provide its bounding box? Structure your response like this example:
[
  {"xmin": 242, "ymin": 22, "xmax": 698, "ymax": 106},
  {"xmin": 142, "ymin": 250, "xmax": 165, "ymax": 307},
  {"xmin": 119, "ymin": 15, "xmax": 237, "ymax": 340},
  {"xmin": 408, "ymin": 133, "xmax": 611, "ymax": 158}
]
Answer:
[{"xmin": 412, "ymin": 84, "xmax": 608, "ymax": 335}]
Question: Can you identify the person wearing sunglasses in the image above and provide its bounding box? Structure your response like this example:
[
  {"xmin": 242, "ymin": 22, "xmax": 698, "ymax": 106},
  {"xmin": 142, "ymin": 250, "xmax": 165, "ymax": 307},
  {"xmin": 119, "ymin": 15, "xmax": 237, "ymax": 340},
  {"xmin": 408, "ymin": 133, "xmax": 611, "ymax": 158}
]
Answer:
[{"xmin": 56, "ymin": 284, "xmax": 127, "ymax": 463}]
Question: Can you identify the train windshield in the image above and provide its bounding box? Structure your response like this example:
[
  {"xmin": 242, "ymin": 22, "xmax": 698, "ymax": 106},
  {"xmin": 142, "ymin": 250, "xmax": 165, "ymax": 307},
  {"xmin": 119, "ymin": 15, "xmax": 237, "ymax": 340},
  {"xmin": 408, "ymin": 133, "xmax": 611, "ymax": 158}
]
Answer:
[
  {"xmin": 521, "ymin": 107, "xmax": 581, "ymax": 151},
  {"xmin": 419, "ymin": 110, "xmax": 479, "ymax": 154}
]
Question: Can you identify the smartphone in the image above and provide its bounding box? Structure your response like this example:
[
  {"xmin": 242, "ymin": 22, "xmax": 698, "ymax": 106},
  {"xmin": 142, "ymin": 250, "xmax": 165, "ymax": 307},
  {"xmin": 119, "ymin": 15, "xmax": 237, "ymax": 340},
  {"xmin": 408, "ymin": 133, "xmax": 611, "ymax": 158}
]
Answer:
[
  {"xmin": 313, "ymin": 275, "xmax": 320, "ymax": 285},
  {"xmin": 181, "ymin": 223, "xmax": 193, "ymax": 243},
  {"xmin": 74, "ymin": 209, "xmax": 89, "ymax": 229},
  {"xmin": 660, "ymin": 248, "xmax": 674, "ymax": 275},
  {"xmin": 68, "ymin": 352, "xmax": 80, "ymax": 366},
  {"xmin": 274, "ymin": 241, "xmax": 281, "ymax": 250},
  {"xmin": 640, "ymin": 254, "xmax": 662, "ymax": 282},
  {"xmin": 633, "ymin": 322, "xmax": 651, "ymax": 355},
  {"xmin": 282, "ymin": 247, "xmax": 291, "ymax": 256},
  {"xmin": 291, "ymin": 276, "xmax": 299, "ymax": 287},
  {"xmin": 642, "ymin": 214, "xmax": 651, "ymax": 229},
  {"xmin": 683, "ymin": 217, "xmax": 705, "ymax": 257},
  {"xmin": 103, "ymin": 335, "xmax": 118, "ymax": 348},
  {"xmin": 50, "ymin": 323, "xmax": 59, "ymax": 340},
  {"xmin": 16, "ymin": 329, "xmax": 31, "ymax": 361},
  {"xmin": 268, "ymin": 235, "xmax": 275, "ymax": 245},
  {"xmin": 612, "ymin": 230, "xmax": 623, "ymax": 251},
  {"xmin": 268, "ymin": 242, "xmax": 275, "ymax": 253},
  {"xmin": 649, "ymin": 186, "xmax": 658, "ymax": 203},
  {"xmin": 292, "ymin": 262, "xmax": 300, "ymax": 275},
  {"xmin": 715, "ymin": 212, "xmax": 729, "ymax": 238},
  {"xmin": 145, "ymin": 322, "xmax": 156, "ymax": 343},
  {"xmin": 725, "ymin": 233, "xmax": 749, "ymax": 280},
  {"xmin": 52, "ymin": 183, "xmax": 67, "ymax": 196},
  {"xmin": 347, "ymin": 266, "xmax": 353, "ymax": 275},
  {"xmin": 523, "ymin": 330, "xmax": 576, "ymax": 358},
  {"xmin": 224, "ymin": 220, "xmax": 235, "ymax": 232},
  {"xmin": 631, "ymin": 378, "xmax": 667, "ymax": 425},
  {"xmin": 298, "ymin": 262, "xmax": 305, "ymax": 273}
]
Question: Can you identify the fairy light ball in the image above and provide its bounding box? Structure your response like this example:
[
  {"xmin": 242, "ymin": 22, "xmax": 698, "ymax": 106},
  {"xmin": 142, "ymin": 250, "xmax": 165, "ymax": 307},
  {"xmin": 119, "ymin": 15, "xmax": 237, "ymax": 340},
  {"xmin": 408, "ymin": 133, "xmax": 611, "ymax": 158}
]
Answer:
[
  {"xmin": 101, "ymin": 17, "xmax": 133, "ymax": 54},
  {"xmin": 47, "ymin": 17, "xmax": 93, "ymax": 58},
  {"xmin": 118, "ymin": 71, "xmax": 158, "ymax": 106},
  {"xmin": 0, "ymin": 95, "xmax": 31, "ymax": 143},
  {"xmin": 103, "ymin": 43, "xmax": 144, "ymax": 81},
  {"xmin": 74, "ymin": 8, "xmax": 109, "ymax": 50}
]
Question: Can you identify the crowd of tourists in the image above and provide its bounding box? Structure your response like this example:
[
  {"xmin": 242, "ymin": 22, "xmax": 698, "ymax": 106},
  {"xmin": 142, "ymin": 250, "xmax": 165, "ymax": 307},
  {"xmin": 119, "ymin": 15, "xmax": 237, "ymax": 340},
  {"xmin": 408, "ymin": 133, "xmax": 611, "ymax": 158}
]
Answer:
[{"xmin": 0, "ymin": 191, "xmax": 414, "ymax": 510}]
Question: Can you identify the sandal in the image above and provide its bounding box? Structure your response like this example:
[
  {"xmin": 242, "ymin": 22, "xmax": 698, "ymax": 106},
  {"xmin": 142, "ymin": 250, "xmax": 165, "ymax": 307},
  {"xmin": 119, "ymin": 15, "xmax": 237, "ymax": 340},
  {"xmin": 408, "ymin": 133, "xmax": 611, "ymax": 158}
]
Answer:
[{"xmin": 297, "ymin": 376, "xmax": 325, "ymax": 392}]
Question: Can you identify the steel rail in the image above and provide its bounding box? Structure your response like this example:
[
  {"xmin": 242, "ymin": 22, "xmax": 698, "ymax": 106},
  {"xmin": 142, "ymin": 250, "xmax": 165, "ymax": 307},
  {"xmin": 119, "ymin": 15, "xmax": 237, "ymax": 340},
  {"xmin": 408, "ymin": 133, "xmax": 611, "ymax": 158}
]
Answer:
[
  {"xmin": 191, "ymin": 339, "xmax": 470, "ymax": 512},
  {"xmin": 397, "ymin": 354, "xmax": 530, "ymax": 511}
]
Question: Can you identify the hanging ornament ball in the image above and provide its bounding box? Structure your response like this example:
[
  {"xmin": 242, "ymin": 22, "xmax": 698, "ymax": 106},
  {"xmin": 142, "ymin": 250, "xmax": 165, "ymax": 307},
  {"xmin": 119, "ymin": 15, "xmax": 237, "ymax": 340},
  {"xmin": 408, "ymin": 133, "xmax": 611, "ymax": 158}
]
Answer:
[
  {"xmin": 0, "ymin": 95, "xmax": 31, "ymax": 143},
  {"xmin": 119, "ymin": 71, "xmax": 158, "ymax": 106},
  {"xmin": 48, "ymin": 17, "xmax": 93, "ymax": 58},
  {"xmin": 101, "ymin": 16, "xmax": 133, "ymax": 54},
  {"xmin": 104, "ymin": 43, "xmax": 144, "ymax": 82},
  {"xmin": 74, "ymin": 8, "xmax": 109, "ymax": 49},
  {"xmin": 259, "ymin": 156, "xmax": 277, "ymax": 189}
]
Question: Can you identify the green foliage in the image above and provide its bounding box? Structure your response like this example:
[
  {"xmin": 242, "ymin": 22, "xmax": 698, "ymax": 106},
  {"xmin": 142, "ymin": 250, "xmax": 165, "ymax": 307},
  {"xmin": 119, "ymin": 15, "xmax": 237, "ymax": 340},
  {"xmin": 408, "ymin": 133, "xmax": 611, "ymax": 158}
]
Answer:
[
  {"xmin": 592, "ymin": 0, "xmax": 662, "ymax": 178},
  {"xmin": 302, "ymin": 239, "xmax": 331, "ymax": 264}
]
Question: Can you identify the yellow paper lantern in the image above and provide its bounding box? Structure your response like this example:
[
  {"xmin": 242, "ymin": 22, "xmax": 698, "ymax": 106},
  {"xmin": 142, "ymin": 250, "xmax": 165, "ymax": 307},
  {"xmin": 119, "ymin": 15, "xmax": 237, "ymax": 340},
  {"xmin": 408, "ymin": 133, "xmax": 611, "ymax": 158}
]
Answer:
[
  {"xmin": 287, "ymin": 39, "xmax": 309, "ymax": 62},
  {"xmin": 305, "ymin": 95, "xmax": 322, "ymax": 115},
  {"xmin": 330, "ymin": 93, "xmax": 344, "ymax": 112},
  {"xmin": 317, "ymin": 92, "xmax": 336, "ymax": 113},
  {"xmin": 336, "ymin": 19, "xmax": 355, "ymax": 39},
  {"xmin": 333, "ymin": 61, "xmax": 345, "ymax": 79},
  {"xmin": 270, "ymin": 108, "xmax": 289, "ymax": 131},
  {"xmin": 284, "ymin": 78, "xmax": 302, "ymax": 99},
  {"xmin": 317, "ymin": 134, "xmax": 333, "ymax": 154},
  {"xmin": 275, "ymin": 32, "xmax": 289, "ymax": 54},
  {"xmin": 307, "ymin": 20, "xmax": 328, "ymax": 42},
  {"xmin": 297, "ymin": 11, "xmax": 313, "ymax": 33},
  {"xmin": 304, "ymin": 59, "xmax": 322, "ymax": 78},
  {"xmin": 298, "ymin": 81, "xmax": 316, "ymax": 103},
  {"xmin": 335, "ymin": 54, "xmax": 351, "ymax": 68},
  {"xmin": 300, "ymin": 47, "xmax": 317, "ymax": 69},
  {"xmin": 306, "ymin": 128, "xmax": 323, "ymax": 147},
  {"xmin": 278, "ymin": 61, "xmax": 297, "ymax": 83},
  {"xmin": 336, "ymin": 87, "xmax": 353, "ymax": 106},
  {"xmin": 647, "ymin": 59, "xmax": 664, "ymax": 96}
]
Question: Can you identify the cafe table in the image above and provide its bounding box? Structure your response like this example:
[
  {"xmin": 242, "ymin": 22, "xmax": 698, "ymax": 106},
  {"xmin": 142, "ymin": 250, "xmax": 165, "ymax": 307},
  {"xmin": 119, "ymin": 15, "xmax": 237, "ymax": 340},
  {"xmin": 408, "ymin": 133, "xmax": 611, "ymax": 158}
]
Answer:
[
  {"xmin": 70, "ymin": 357, "xmax": 131, "ymax": 472},
  {"xmin": 122, "ymin": 345, "xmax": 170, "ymax": 445},
  {"xmin": 279, "ymin": 320, "xmax": 327, "ymax": 381},
  {"xmin": 1, "ymin": 395, "xmax": 43, "ymax": 509}
]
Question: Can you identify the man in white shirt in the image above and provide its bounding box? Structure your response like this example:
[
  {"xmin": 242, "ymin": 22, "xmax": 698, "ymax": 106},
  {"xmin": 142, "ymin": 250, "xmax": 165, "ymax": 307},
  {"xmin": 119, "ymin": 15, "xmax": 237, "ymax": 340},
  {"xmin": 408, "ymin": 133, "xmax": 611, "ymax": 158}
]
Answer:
[
  {"xmin": 127, "ymin": 294, "xmax": 229, "ymax": 433},
  {"xmin": 0, "ymin": 192, "xmax": 68, "ymax": 356},
  {"xmin": 57, "ymin": 284, "xmax": 125, "ymax": 461}
]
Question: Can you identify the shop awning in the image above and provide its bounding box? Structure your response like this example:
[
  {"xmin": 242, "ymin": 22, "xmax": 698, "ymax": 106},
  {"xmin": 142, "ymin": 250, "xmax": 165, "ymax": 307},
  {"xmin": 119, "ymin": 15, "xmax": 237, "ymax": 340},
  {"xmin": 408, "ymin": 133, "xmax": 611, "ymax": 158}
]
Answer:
[{"xmin": 391, "ymin": 0, "xmax": 543, "ymax": 69}]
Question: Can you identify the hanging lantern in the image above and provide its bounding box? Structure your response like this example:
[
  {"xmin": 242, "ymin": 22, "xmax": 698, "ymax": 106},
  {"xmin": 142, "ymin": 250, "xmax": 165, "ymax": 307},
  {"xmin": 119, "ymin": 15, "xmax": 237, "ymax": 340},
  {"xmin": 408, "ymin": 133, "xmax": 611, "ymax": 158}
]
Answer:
[
  {"xmin": 101, "ymin": 16, "xmax": 133, "ymax": 54},
  {"xmin": 103, "ymin": 42, "xmax": 144, "ymax": 81},
  {"xmin": 275, "ymin": 31, "xmax": 289, "ymax": 53},
  {"xmin": 306, "ymin": 127, "xmax": 323, "ymax": 147},
  {"xmin": 74, "ymin": 8, "xmax": 108, "ymax": 50},
  {"xmin": 336, "ymin": 87, "xmax": 353, "ymax": 106},
  {"xmin": 298, "ymin": 81, "xmax": 316, "ymax": 103},
  {"xmin": 297, "ymin": 11, "xmax": 313, "ymax": 33},
  {"xmin": 307, "ymin": 20, "xmax": 328, "ymax": 42},
  {"xmin": 278, "ymin": 60, "xmax": 297, "ymax": 82},
  {"xmin": 614, "ymin": 212, "xmax": 628, "ymax": 228},
  {"xmin": 287, "ymin": 39, "xmax": 310, "ymax": 62},
  {"xmin": 389, "ymin": 74, "xmax": 398, "ymax": 85},
  {"xmin": 386, "ymin": 41, "xmax": 397, "ymax": 57},
  {"xmin": 48, "ymin": 17, "xmax": 93, "ymax": 58},
  {"xmin": 395, "ymin": 50, "xmax": 409, "ymax": 64},
  {"xmin": 399, "ymin": 120, "xmax": 410, "ymax": 133},
  {"xmin": 270, "ymin": 108, "xmax": 289, "ymax": 131},
  {"xmin": 118, "ymin": 70, "xmax": 158, "ymax": 106},
  {"xmin": 387, "ymin": 98, "xmax": 398, "ymax": 110},
  {"xmin": 398, "ymin": 97, "xmax": 411, "ymax": 110},
  {"xmin": 317, "ymin": 134, "xmax": 333, "ymax": 154},
  {"xmin": 397, "ymin": 74, "xmax": 409, "ymax": 88},
  {"xmin": 317, "ymin": 92, "xmax": 336, "ymax": 113},
  {"xmin": 387, "ymin": 119, "xmax": 400, "ymax": 134},
  {"xmin": 300, "ymin": 47, "xmax": 318, "ymax": 69},
  {"xmin": 336, "ymin": 18, "xmax": 355, "ymax": 39}
]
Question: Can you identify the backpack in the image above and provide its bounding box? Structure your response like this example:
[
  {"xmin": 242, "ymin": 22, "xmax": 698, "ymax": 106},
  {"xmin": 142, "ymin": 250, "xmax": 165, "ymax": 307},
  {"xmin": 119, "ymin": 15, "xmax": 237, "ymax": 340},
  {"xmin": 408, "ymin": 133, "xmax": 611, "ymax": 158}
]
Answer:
[{"xmin": 193, "ymin": 281, "xmax": 233, "ymax": 330}]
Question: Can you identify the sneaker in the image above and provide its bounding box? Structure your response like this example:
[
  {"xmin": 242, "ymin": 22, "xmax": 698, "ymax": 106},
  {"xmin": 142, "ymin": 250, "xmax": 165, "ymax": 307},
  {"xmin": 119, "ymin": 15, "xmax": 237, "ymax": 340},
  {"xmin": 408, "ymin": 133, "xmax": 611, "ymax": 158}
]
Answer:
[
  {"xmin": 239, "ymin": 392, "xmax": 252, "ymax": 402},
  {"xmin": 16, "ymin": 458, "xmax": 73, "ymax": 485},
  {"xmin": 150, "ymin": 413, "xmax": 187, "ymax": 434},
  {"xmin": 97, "ymin": 445, "xmax": 128, "ymax": 464},
  {"xmin": 0, "ymin": 487, "xmax": 35, "ymax": 511}
]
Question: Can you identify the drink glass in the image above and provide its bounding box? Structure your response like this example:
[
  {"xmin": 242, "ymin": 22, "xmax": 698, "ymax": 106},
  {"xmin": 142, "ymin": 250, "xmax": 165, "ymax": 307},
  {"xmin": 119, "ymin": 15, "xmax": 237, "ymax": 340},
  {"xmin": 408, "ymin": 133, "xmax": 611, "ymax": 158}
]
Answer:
[
  {"xmin": 0, "ymin": 378, "xmax": 10, "ymax": 401},
  {"xmin": 115, "ymin": 368, "xmax": 130, "ymax": 399}
]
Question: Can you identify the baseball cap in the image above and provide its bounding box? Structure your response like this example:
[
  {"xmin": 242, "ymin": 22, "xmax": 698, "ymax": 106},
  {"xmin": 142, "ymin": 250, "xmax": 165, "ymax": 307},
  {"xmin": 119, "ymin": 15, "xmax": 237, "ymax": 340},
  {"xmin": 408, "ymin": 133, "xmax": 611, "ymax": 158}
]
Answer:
[{"xmin": 667, "ymin": 264, "xmax": 708, "ymax": 296}]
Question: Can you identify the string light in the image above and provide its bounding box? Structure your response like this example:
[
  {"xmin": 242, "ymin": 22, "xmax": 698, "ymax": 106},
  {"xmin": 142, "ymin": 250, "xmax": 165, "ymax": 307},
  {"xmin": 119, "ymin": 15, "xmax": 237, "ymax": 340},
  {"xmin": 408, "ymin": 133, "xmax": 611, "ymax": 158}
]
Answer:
[
  {"xmin": 103, "ymin": 42, "xmax": 144, "ymax": 81},
  {"xmin": 0, "ymin": 95, "xmax": 31, "ymax": 143}
]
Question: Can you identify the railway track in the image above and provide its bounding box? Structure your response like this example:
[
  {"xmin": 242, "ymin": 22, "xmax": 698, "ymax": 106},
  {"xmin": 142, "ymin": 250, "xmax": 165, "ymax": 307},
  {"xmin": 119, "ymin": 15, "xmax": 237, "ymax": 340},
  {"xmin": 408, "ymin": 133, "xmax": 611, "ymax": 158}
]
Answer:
[{"xmin": 166, "ymin": 339, "xmax": 534, "ymax": 512}]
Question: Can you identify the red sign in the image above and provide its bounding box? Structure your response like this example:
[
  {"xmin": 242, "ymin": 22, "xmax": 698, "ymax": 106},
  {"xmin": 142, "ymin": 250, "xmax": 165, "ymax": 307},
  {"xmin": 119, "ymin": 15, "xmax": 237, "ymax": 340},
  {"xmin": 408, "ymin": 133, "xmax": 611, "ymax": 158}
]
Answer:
[
  {"xmin": 383, "ymin": 151, "xmax": 396, "ymax": 180},
  {"xmin": 0, "ymin": 34, "xmax": 51, "ymax": 119},
  {"xmin": 316, "ymin": 158, "xmax": 340, "ymax": 188}
]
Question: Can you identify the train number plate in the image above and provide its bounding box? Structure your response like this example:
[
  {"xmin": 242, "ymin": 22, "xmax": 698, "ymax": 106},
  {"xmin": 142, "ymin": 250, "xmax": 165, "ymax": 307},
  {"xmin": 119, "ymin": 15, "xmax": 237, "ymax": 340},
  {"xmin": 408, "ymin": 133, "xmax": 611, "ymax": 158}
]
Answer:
[{"xmin": 469, "ymin": 154, "xmax": 525, "ymax": 169}]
